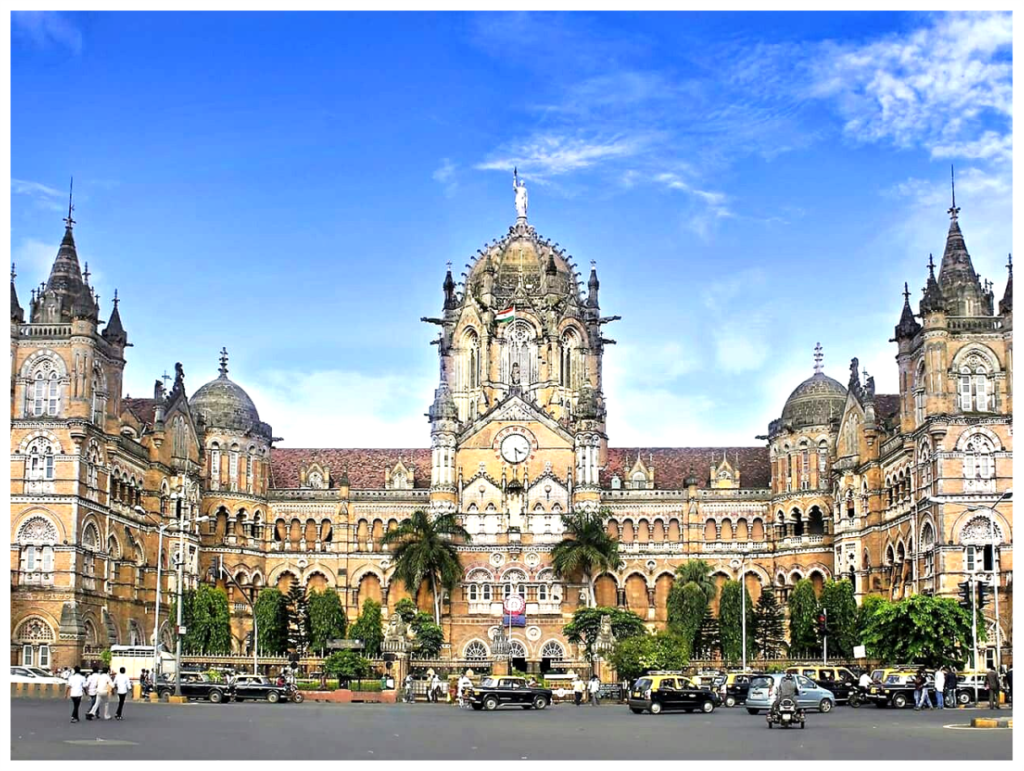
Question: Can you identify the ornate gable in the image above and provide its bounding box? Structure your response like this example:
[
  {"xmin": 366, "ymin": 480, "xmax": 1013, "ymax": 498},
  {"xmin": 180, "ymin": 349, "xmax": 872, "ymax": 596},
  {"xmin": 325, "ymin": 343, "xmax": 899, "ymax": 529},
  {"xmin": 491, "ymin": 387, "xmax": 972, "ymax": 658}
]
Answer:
[
  {"xmin": 385, "ymin": 459, "xmax": 415, "ymax": 490},
  {"xmin": 709, "ymin": 452, "xmax": 740, "ymax": 489}
]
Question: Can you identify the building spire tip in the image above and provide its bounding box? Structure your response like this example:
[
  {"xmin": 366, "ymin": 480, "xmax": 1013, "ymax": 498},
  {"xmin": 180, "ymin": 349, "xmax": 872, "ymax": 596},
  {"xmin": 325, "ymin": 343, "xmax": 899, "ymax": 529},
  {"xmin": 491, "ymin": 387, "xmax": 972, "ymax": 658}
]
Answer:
[
  {"xmin": 813, "ymin": 342, "xmax": 824, "ymax": 374},
  {"xmin": 218, "ymin": 347, "xmax": 229, "ymax": 377},
  {"xmin": 63, "ymin": 176, "xmax": 76, "ymax": 230}
]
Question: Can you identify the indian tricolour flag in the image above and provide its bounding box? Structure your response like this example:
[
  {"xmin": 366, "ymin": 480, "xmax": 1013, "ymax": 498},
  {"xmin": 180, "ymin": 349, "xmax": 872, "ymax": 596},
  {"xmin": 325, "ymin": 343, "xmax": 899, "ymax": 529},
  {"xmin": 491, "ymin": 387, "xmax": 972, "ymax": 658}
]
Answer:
[{"xmin": 496, "ymin": 305, "xmax": 515, "ymax": 324}]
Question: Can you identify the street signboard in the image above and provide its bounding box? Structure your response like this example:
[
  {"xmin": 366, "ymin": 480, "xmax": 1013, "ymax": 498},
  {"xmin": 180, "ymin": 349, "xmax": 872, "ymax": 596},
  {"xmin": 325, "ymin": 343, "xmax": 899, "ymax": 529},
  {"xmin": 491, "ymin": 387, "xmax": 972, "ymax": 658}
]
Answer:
[
  {"xmin": 853, "ymin": 644, "xmax": 867, "ymax": 658},
  {"xmin": 503, "ymin": 595, "xmax": 525, "ymax": 614},
  {"xmin": 327, "ymin": 639, "xmax": 365, "ymax": 650},
  {"xmin": 502, "ymin": 614, "xmax": 526, "ymax": 627},
  {"xmin": 177, "ymin": 625, "xmax": 187, "ymax": 636}
]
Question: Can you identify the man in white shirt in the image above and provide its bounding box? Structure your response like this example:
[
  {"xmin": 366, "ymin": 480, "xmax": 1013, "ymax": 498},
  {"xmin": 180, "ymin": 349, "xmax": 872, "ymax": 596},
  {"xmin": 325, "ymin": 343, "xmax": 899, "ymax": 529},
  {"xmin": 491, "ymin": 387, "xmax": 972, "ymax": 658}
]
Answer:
[
  {"xmin": 84, "ymin": 669, "xmax": 100, "ymax": 720},
  {"xmin": 88, "ymin": 669, "xmax": 114, "ymax": 720},
  {"xmin": 66, "ymin": 666, "xmax": 87, "ymax": 723},
  {"xmin": 933, "ymin": 668, "xmax": 946, "ymax": 710},
  {"xmin": 858, "ymin": 671, "xmax": 872, "ymax": 689},
  {"xmin": 113, "ymin": 667, "xmax": 132, "ymax": 720},
  {"xmin": 588, "ymin": 675, "xmax": 601, "ymax": 706},
  {"xmin": 457, "ymin": 672, "xmax": 472, "ymax": 708}
]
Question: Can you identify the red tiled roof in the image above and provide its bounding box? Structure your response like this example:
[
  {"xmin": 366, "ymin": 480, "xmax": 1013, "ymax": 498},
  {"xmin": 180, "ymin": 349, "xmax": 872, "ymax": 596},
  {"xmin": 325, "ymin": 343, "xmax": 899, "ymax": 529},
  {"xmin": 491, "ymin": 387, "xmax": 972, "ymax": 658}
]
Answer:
[
  {"xmin": 268, "ymin": 445, "xmax": 771, "ymax": 491},
  {"xmin": 602, "ymin": 446, "xmax": 771, "ymax": 490},
  {"xmin": 270, "ymin": 448, "xmax": 432, "ymax": 489},
  {"xmin": 874, "ymin": 394, "xmax": 901, "ymax": 420},
  {"xmin": 123, "ymin": 397, "xmax": 158, "ymax": 427}
]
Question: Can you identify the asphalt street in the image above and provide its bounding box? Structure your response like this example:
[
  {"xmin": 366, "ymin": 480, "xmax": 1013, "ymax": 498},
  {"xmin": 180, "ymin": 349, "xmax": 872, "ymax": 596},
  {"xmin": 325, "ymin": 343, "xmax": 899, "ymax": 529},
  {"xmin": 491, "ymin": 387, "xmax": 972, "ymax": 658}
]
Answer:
[{"xmin": 11, "ymin": 698, "xmax": 1012, "ymax": 760}]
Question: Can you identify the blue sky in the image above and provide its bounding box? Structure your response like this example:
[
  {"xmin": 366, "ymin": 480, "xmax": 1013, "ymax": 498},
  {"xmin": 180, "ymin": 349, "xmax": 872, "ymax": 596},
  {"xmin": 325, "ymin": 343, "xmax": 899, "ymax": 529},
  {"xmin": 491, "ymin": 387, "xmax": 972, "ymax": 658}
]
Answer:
[{"xmin": 11, "ymin": 10, "xmax": 1013, "ymax": 448}]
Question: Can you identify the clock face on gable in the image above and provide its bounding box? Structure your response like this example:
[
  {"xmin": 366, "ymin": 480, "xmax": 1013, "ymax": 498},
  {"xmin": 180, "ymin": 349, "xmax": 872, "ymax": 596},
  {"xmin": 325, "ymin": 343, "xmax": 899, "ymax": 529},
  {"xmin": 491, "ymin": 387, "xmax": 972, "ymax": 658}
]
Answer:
[{"xmin": 492, "ymin": 425, "xmax": 539, "ymax": 465}]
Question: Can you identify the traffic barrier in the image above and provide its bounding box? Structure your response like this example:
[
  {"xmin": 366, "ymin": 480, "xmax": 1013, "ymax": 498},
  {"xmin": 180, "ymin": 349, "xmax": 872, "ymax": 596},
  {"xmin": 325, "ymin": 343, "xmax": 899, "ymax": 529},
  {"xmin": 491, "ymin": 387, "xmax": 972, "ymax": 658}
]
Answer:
[
  {"xmin": 301, "ymin": 689, "xmax": 397, "ymax": 704},
  {"xmin": 11, "ymin": 683, "xmax": 64, "ymax": 699},
  {"xmin": 971, "ymin": 717, "xmax": 1012, "ymax": 728}
]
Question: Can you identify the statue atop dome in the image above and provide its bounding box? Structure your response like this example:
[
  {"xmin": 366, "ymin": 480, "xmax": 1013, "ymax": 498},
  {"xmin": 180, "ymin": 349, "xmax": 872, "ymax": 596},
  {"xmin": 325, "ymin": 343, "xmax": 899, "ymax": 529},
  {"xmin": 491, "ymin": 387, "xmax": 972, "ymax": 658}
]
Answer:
[{"xmin": 513, "ymin": 167, "xmax": 528, "ymax": 220}]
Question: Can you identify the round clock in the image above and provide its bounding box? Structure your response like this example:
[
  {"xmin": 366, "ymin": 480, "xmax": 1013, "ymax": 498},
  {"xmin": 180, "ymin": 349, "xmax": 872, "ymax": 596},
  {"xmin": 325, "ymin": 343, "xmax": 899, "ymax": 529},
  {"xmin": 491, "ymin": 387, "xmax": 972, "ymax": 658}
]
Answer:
[{"xmin": 500, "ymin": 433, "xmax": 531, "ymax": 464}]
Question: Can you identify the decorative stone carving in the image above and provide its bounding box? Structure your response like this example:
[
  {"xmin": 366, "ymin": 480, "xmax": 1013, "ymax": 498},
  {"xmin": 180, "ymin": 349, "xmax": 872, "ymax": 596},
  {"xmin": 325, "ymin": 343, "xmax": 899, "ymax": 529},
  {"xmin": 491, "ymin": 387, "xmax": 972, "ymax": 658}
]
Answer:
[
  {"xmin": 592, "ymin": 614, "xmax": 616, "ymax": 656},
  {"xmin": 15, "ymin": 617, "xmax": 55, "ymax": 642},
  {"xmin": 524, "ymin": 552, "xmax": 539, "ymax": 568},
  {"xmin": 490, "ymin": 552, "xmax": 505, "ymax": 567},
  {"xmin": 17, "ymin": 516, "xmax": 58, "ymax": 544},
  {"xmin": 526, "ymin": 625, "xmax": 542, "ymax": 641}
]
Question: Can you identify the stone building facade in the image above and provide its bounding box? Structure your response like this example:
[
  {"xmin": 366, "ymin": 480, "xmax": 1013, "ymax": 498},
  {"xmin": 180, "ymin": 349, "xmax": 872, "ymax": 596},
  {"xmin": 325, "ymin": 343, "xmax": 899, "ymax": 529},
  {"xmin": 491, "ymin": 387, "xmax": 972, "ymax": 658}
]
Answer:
[{"xmin": 10, "ymin": 187, "xmax": 1012, "ymax": 672}]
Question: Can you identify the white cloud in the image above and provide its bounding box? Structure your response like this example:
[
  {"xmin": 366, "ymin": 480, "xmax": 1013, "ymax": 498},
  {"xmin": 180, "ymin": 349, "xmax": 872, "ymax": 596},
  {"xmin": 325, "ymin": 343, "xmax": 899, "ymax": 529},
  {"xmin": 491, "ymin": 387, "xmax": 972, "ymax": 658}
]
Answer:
[
  {"xmin": 12, "ymin": 178, "xmax": 66, "ymax": 212},
  {"xmin": 12, "ymin": 11, "xmax": 83, "ymax": 54},
  {"xmin": 11, "ymin": 238, "xmax": 56, "ymax": 285},
  {"xmin": 432, "ymin": 158, "xmax": 458, "ymax": 198},
  {"xmin": 245, "ymin": 368, "xmax": 435, "ymax": 448},
  {"xmin": 476, "ymin": 133, "xmax": 647, "ymax": 182}
]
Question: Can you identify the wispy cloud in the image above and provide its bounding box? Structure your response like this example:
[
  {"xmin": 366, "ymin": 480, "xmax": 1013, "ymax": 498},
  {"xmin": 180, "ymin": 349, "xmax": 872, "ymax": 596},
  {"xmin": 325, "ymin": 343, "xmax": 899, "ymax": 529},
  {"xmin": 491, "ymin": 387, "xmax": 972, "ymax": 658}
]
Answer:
[
  {"xmin": 12, "ymin": 11, "xmax": 83, "ymax": 54},
  {"xmin": 12, "ymin": 178, "xmax": 66, "ymax": 212},
  {"xmin": 476, "ymin": 133, "xmax": 647, "ymax": 183},
  {"xmin": 432, "ymin": 158, "xmax": 458, "ymax": 198}
]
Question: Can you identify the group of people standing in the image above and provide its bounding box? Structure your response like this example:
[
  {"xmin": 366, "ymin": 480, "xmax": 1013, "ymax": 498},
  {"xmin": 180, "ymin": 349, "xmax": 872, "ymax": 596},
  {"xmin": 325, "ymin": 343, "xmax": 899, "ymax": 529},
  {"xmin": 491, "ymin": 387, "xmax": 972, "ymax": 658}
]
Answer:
[
  {"xmin": 403, "ymin": 673, "xmax": 445, "ymax": 703},
  {"xmin": 65, "ymin": 665, "xmax": 133, "ymax": 723},
  {"xmin": 572, "ymin": 675, "xmax": 602, "ymax": 706}
]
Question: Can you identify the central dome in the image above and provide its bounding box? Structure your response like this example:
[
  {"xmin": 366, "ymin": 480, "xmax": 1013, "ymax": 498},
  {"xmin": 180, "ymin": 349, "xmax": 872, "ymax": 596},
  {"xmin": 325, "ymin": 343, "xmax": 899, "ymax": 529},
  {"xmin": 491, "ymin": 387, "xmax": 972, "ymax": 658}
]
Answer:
[
  {"xmin": 780, "ymin": 372, "xmax": 847, "ymax": 428},
  {"xmin": 190, "ymin": 353, "xmax": 271, "ymax": 439}
]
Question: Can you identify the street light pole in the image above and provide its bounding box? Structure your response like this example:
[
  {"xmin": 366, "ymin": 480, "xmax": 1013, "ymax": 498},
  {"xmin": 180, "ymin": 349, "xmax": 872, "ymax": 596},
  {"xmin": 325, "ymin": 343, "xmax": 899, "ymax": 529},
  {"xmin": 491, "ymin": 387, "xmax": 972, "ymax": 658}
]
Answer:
[{"xmin": 153, "ymin": 522, "xmax": 174, "ymax": 681}]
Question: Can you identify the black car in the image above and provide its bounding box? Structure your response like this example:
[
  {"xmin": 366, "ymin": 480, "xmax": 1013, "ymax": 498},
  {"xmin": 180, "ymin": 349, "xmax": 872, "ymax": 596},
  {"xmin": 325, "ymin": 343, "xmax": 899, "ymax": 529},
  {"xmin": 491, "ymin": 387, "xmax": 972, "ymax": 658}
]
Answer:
[
  {"xmin": 155, "ymin": 673, "xmax": 231, "ymax": 703},
  {"xmin": 469, "ymin": 676, "xmax": 553, "ymax": 711},
  {"xmin": 866, "ymin": 672, "xmax": 936, "ymax": 709},
  {"xmin": 628, "ymin": 674, "xmax": 721, "ymax": 715},
  {"xmin": 230, "ymin": 674, "xmax": 293, "ymax": 703}
]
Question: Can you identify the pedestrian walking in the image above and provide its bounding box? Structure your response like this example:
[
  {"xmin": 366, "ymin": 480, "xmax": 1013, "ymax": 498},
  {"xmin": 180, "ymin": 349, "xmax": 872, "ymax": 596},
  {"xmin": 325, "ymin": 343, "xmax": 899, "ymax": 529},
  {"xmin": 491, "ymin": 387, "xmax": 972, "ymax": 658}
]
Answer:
[
  {"xmin": 986, "ymin": 665, "xmax": 1001, "ymax": 710},
  {"xmin": 933, "ymin": 667, "xmax": 945, "ymax": 709},
  {"xmin": 572, "ymin": 675, "xmax": 585, "ymax": 706},
  {"xmin": 457, "ymin": 671, "xmax": 472, "ymax": 709},
  {"xmin": 84, "ymin": 669, "xmax": 100, "ymax": 720},
  {"xmin": 403, "ymin": 674, "xmax": 414, "ymax": 703},
  {"xmin": 430, "ymin": 673, "xmax": 442, "ymax": 703},
  {"xmin": 66, "ymin": 665, "xmax": 87, "ymax": 723},
  {"xmin": 913, "ymin": 669, "xmax": 931, "ymax": 710},
  {"xmin": 88, "ymin": 669, "xmax": 114, "ymax": 720},
  {"xmin": 588, "ymin": 675, "xmax": 601, "ymax": 707},
  {"xmin": 114, "ymin": 667, "xmax": 132, "ymax": 720},
  {"xmin": 945, "ymin": 667, "xmax": 958, "ymax": 706}
]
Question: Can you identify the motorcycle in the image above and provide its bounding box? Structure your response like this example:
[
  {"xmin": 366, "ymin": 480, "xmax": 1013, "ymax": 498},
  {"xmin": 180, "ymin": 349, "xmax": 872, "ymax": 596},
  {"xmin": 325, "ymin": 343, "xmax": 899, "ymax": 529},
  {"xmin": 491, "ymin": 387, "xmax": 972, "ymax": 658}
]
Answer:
[
  {"xmin": 848, "ymin": 686, "xmax": 866, "ymax": 708},
  {"xmin": 283, "ymin": 683, "xmax": 304, "ymax": 703},
  {"xmin": 767, "ymin": 697, "xmax": 806, "ymax": 729}
]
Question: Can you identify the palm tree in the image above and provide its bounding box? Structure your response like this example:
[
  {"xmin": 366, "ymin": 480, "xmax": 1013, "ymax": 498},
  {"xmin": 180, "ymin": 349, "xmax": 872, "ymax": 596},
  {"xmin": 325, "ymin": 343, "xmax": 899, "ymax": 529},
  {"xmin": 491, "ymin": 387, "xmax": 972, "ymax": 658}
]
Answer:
[
  {"xmin": 379, "ymin": 510, "xmax": 471, "ymax": 624},
  {"xmin": 551, "ymin": 509, "xmax": 620, "ymax": 607},
  {"xmin": 675, "ymin": 559, "xmax": 717, "ymax": 603}
]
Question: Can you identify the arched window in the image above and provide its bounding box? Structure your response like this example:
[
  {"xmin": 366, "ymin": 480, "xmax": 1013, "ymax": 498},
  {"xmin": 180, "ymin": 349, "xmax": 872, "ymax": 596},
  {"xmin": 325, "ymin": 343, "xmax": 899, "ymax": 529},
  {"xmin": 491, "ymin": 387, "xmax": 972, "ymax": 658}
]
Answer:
[
  {"xmin": 15, "ymin": 618, "xmax": 55, "ymax": 668},
  {"xmin": 464, "ymin": 640, "xmax": 489, "ymax": 660},
  {"xmin": 26, "ymin": 438, "xmax": 56, "ymax": 482},
  {"xmin": 958, "ymin": 354, "xmax": 992, "ymax": 412},
  {"xmin": 631, "ymin": 471, "xmax": 647, "ymax": 490},
  {"xmin": 209, "ymin": 443, "xmax": 221, "ymax": 490},
  {"xmin": 246, "ymin": 447, "xmax": 256, "ymax": 493},
  {"xmin": 229, "ymin": 444, "xmax": 240, "ymax": 490},
  {"xmin": 172, "ymin": 417, "xmax": 188, "ymax": 458},
  {"xmin": 462, "ymin": 329, "xmax": 480, "ymax": 391},
  {"xmin": 467, "ymin": 568, "xmax": 493, "ymax": 603},
  {"xmin": 921, "ymin": 522, "xmax": 935, "ymax": 576},
  {"xmin": 502, "ymin": 321, "xmax": 537, "ymax": 387},
  {"xmin": 502, "ymin": 569, "xmax": 527, "ymax": 599},
  {"xmin": 91, "ymin": 370, "xmax": 107, "ymax": 425},
  {"xmin": 914, "ymin": 360, "xmax": 927, "ymax": 424},
  {"xmin": 963, "ymin": 435, "xmax": 995, "ymax": 482},
  {"xmin": 561, "ymin": 329, "xmax": 582, "ymax": 389},
  {"xmin": 541, "ymin": 640, "xmax": 565, "ymax": 660}
]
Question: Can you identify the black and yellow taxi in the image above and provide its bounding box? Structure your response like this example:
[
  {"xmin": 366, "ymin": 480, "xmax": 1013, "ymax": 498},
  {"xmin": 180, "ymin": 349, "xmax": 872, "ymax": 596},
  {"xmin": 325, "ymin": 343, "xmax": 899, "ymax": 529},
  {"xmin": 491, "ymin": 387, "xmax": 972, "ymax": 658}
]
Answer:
[
  {"xmin": 866, "ymin": 669, "xmax": 935, "ymax": 709},
  {"xmin": 628, "ymin": 673, "xmax": 721, "ymax": 715},
  {"xmin": 785, "ymin": 665, "xmax": 859, "ymax": 703}
]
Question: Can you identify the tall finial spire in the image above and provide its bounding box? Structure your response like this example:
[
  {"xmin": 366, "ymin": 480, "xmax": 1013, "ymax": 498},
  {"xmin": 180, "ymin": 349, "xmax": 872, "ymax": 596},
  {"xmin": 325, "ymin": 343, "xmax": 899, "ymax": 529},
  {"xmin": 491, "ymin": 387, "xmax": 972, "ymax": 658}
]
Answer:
[
  {"xmin": 11, "ymin": 263, "xmax": 15, "ymax": 282},
  {"xmin": 813, "ymin": 342, "xmax": 823, "ymax": 374},
  {"xmin": 948, "ymin": 165, "xmax": 959, "ymax": 221},
  {"xmin": 64, "ymin": 177, "xmax": 76, "ymax": 230},
  {"xmin": 218, "ymin": 347, "xmax": 229, "ymax": 377},
  {"xmin": 1008, "ymin": 253, "xmax": 1013, "ymax": 277},
  {"xmin": 112, "ymin": 288, "xmax": 119, "ymax": 308},
  {"xmin": 928, "ymin": 253, "xmax": 936, "ymax": 277},
  {"xmin": 83, "ymin": 262, "xmax": 90, "ymax": 285},
  {"xmin": 903, "ymin": 282, "xmax": 910, "ymax": 302}
]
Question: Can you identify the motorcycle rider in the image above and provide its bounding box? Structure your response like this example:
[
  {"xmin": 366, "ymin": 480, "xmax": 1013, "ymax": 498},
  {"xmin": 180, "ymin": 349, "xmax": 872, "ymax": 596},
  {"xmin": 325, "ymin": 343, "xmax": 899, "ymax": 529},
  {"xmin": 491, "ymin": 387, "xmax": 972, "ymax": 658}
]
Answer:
[{"xmin": 771, "ymin": 673, "xmax": 801, "ymax": 717}]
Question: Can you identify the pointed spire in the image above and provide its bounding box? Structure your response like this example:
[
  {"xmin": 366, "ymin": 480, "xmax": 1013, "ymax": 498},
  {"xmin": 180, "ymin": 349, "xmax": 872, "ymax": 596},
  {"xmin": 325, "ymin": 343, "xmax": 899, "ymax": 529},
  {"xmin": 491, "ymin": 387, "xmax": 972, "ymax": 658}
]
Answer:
[
  {"xmin": 587, "ymin": 260, "xmax": 600, "ymax": 308},
  {"xmin": 999, "ymin": 253, "xmax": 1013, "ymax": 315},
  {"xmin": 894, "ymin": 281, "xmax": 922, "ymax": 341},
  {"xmin": 82, "ymin": 262, "xmax": 90, "ymax": 285},
  {"xmin": 101, "ymin": 290, "xmax": 127, "ymax": 345},
  {"xmin": 948, "ymin": 164, "xmax": 959, "ymax": 222},
  {"xmin": 64, "ymin": 177, "xmax": 76, "ymax": 231},
  {"xmin": 443, "ymin": 261, "xmax": 456, "ymax": 310},
  {"xmin": 920, "ymin": 253, "xmax": 946, "ymax": 315},
  {"xmin": 11, "ymin": 262, "xmax": 23, "ymax": 323},
  {"xmin": 813, "ymin": 342, "xmax": 824, "ymax": 374},
  {"xmin": 218, "ymin": 347, "xmax": 229, "ymax": 378}
]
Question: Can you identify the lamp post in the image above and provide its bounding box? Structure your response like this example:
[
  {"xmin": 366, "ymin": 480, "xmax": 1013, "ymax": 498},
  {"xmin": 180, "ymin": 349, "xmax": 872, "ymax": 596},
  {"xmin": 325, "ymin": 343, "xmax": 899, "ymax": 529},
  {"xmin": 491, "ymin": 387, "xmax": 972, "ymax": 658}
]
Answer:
[
  {"xmin": 172, "ymin": 480, "xmax": 209, "ymax": 697},
  {"xmin": 209, "ymin": 556, "xmax": 259, "ymax": 675},
  {"xmin": 730, "ymin": 556, "xmax": 748, "ymax": 670},
  {"xmin": 152, "ymin": 521, "xmax": 176, "ymax": 681}
]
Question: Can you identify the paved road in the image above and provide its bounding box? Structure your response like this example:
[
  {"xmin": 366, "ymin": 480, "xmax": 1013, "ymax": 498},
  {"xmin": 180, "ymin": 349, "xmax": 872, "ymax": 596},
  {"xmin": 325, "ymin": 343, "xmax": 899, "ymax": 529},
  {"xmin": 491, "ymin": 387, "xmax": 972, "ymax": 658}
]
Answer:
[{"xmin": 11, "ymin": 698, "xmax": 1012, "ymax": 760}]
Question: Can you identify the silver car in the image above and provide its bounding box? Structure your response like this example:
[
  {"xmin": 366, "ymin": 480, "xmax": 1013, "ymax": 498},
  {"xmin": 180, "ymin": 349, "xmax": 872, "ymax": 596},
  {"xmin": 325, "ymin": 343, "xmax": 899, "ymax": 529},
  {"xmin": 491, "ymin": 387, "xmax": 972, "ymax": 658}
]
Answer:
[{"xmin": 745, "ymin": 673, "xmax": 836, "ymax": 714}]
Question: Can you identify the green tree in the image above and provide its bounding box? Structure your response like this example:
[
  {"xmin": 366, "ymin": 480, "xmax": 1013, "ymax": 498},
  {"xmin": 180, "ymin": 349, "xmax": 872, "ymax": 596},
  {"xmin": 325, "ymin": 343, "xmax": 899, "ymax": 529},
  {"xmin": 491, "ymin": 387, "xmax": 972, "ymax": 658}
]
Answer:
[
  {"xmin": 307, "ymin": 589, "xmax": 348, "ymax": 655},
  {"xmin": 253, "ymin": 587, "xmax": 290, "ymax": 655},
  {"xmin": 666, "ymin": 581, "xmax": 708, "ymax": 654},
  {"xmin": 323, "ymin": 650, "xmax": 372, "ymax": 685},
  {"xmin": 718, "ymin": 580, "xmax": 755, "ymax": 664},
  {"xmin": 787, "ymin": 579, "xmax": 821, "ymax": 659},
  {"xmin": 819, "ymin": 579, "xmax": 858, "ymax": 658},
  {"xmin": 550, "ymin": 509, "xmax": 621, "ymax": 607},
  {"xmin": 349, "ymin": 598, "xmax": 385, "ymax": 658},
  {"xmin": 609, "ymin": 632, "xmax": 690, "ymax": 682},
  {"xmin": 862, "ymin": 594, "xmax": 979, "ymax": 668},
  {"xmin": 563, "ymin": 606, "xmax": 646, "ymax": 660},
  {"xmin": 409, "ymin": 611, "xmax": 445, "ymax": 658},
  {"xmin": 393, "ymin": 597, "xmax": 418, "ymax": 624},
  {"xmin": 172, "ymin": 584, "xmax": 231, "ymax": 654},
  {"xmin": 856, "ymin": 594, "xmax": 887, "ymax": 640},
  {"xmin": 693, "ymin": 604, "xmax": 720, "ymax": 660},
  {"xmin": 284, "ymin": 576, "xmax": 311, "ymax": 653},
  {"xmin": 753, "ymin": 587, "xmax": 787, "ymax": 660},
  {"xmin": 380, "ymin": 510, "xmax": 470, "ymax": 624},
  {"xmin": 674, "ymin": 559, "xmax": 717, "ymax": 603}
]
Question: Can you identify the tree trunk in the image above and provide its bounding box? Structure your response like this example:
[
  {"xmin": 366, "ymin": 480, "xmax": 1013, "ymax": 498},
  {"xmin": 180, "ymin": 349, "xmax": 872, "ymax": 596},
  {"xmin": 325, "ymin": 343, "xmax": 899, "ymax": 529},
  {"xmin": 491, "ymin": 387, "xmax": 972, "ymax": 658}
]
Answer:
[
  {"xmin": 586, "ymin": 572, "xmax": 595, "ymax": 607},
  {"xmin": 430, "ymin": 572, "xmax": 441, "ymax": 625}
]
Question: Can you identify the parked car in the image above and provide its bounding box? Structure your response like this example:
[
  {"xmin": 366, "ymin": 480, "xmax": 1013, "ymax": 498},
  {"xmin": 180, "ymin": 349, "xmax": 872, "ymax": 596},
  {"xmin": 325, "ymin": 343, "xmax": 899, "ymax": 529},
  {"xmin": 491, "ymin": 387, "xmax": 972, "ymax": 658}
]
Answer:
[
  {"xmin": 469, "ymin": 676, "xmax": 553, "ymax": 711},
  {"xmin": 745, "ymin": 673, "xmax": 836, "ymax": 714},
  {"xmin": 722, "ymin": 672, "xmax": 759, "ymax": 707},
  {"xmin": 953, "ymin": 672, "xmax": 994, "ymax": 705},
  {"xmin": 230, "ymin": 674, "xmax": 294, "ymax": 704},
  {"xmin": 866, "ymin": 671, "xmax": 936, "ymax": 709},
  {"xmin": 628, "ymin": 674, "xmax": 721, "ymax": 715},
  {"xmin": 155, "ymin": 672, "xmax": 231, "ymax": 703},
  {"xmin": 786, "ymin": 665, "xmax": 859, "ymax": 703},
  {"xmin": 11, "ymin": 666, "xmax": 66, "ymax": 685}
]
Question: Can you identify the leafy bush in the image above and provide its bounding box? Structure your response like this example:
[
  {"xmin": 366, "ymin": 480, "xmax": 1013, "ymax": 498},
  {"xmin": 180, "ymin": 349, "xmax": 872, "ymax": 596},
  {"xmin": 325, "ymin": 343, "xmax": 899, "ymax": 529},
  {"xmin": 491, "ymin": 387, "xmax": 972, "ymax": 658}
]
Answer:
[
  {"xmin": 349, "ymin": 599, "xmax": 384, "ymax": 658},
  {"xmin": 307, "ymin": 589, "xmax": 348, "ymax": 655},
  {"xmin": 609, "ymin": 632, "xmax": 689, "ymax": 682}
]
